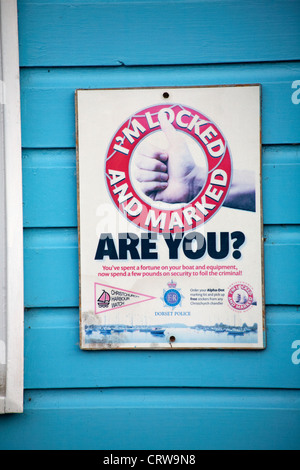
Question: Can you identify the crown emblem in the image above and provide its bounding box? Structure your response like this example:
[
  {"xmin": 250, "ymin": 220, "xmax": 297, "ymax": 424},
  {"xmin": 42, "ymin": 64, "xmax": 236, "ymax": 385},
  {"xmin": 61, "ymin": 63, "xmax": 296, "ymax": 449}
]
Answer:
[{"xmin": 167, "ymin": 280, "xmax": 177, "ymax": 289}]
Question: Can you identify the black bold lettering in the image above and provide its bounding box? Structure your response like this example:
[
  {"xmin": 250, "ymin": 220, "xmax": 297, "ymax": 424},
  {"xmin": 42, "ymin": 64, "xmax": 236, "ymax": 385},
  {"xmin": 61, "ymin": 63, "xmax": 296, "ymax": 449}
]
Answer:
[
  {"xmin": 141, "ymin": 233, "xmax": 158, "ymax": 259},
  {"xmin": 95, "ymin": 233, "xmax": 118, "ymax": 260},
  {"xmin": 207, "ymin": 232, "xmax": 229, "ymax": 259},
  {"xmin": 163, "ymin": 233, "xmax": 183, "ymax": 259},
  {"xmin": 118, "ymin": 233, "xmax": 140, "ymax": 259},
  {"xmin": 183, "ymin": 232, "xmax": 206, "ymax": 259}
]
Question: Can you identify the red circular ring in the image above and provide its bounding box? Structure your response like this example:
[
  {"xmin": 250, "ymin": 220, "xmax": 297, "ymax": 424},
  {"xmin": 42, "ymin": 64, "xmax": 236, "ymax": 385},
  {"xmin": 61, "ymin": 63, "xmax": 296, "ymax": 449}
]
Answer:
[{"xmin": 105, "ymin": 103, "xmax": 232, "ymax": 233}]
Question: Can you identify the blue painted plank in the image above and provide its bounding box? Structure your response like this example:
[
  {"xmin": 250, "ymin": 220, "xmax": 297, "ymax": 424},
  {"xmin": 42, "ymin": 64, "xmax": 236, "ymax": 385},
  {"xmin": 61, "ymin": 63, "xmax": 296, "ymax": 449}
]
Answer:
[
  {"xmin": 20, "ymin": 63, "xmax": 300, "ymax": 147},
  {"xmin": 0, "ymin": 389, "xmax": 299, "ymax": 449},
  {"xmin": 22, "ymin": 149, "xmax": 77, "ymax": 227},
  {"xmin": 22, "ymin": 146, "xmax": 300, "ymax": 227},
  {"xmin": 23, "ymin": 226, "xmax": 300, "ymax": 307},
  {"xmin": 262, "ymin": 146, "xmax": 300, "ymax": 225},
  {"xmin": 23, "ymin": 228, "xmax": 79, "ymax": 307},
  {"xmin": 264, "ymin": 226, "xmax": 300, "ymax": 305},
  {"xmin": 23, "ymin": 306, "xmax": 300, "ymax": 390},
  {"xmin": 17, "ymin": 0, "xmax": 300, "ymax": 67}
]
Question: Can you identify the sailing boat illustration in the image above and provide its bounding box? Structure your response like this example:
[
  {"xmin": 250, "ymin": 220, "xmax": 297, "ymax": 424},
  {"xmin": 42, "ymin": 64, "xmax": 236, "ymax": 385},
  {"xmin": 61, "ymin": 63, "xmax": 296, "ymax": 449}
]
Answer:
[{"xmin": 97, "ymin": 290, "xmax": 111, "ymax": 308}]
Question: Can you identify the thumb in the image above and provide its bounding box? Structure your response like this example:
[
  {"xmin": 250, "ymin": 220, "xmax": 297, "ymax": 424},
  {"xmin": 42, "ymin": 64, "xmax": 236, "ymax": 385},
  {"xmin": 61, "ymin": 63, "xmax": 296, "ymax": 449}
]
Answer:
[{"xmin": 158, "ymin": 110, "xmax": 177, "ymax": 144}]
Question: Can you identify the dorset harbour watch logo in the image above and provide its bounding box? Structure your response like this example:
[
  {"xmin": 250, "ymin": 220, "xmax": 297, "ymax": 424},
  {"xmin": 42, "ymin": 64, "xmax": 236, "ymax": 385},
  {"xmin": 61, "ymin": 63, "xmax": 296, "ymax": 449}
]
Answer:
[
  {"xmin": 161, "ymin": 280, "xmax": 184, "ymax": 309},
  {"xmin": 105, "ymin": 103, "xmax": 232, "ymax": 233},
  {"xmin": 94, "ymin": 282, "xmax": 156, "ymax": 314}
]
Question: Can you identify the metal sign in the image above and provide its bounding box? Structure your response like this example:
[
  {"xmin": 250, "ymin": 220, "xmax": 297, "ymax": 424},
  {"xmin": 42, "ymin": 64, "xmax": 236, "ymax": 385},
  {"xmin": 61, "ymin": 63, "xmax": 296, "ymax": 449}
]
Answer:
[{"xmin": 76, "ymin": 85, "xmax": 265, "ymax": 350}]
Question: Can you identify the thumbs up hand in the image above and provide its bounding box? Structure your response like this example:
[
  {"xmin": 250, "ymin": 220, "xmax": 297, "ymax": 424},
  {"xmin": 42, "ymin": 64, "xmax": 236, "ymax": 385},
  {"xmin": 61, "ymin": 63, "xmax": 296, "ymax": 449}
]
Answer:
[{"xmin": 133, "ymin": 111, "xmax": 204, "ymax": 204}]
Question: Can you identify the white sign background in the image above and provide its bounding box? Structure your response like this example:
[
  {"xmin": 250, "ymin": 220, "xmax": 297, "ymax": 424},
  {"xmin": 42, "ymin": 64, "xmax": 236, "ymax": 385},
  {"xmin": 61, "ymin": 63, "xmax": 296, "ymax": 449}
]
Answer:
[{"xmin": 76, "ymin": 86, "xmax": 265, "ymax": 350}]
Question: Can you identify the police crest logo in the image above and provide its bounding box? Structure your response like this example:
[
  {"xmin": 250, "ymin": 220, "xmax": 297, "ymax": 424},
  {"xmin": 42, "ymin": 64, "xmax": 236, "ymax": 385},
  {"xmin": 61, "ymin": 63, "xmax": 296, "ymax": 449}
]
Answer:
[{"xmin": 76, "ymin": 86, "xmax": 265, "ymax": 350}]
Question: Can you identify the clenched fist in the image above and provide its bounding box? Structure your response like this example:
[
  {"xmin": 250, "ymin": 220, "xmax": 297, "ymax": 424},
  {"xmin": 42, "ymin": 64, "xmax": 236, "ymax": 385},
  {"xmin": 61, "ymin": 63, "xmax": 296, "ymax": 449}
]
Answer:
[{"xmin": 133, "ymin": 111, "xmax": 205, "ymax": 204}]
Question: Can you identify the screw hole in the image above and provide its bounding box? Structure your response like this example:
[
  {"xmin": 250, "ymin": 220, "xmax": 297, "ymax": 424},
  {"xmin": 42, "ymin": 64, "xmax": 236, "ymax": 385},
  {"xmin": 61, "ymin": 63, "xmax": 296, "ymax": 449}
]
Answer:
[
  {"xmin": 163, "ymin": 92, "xmax": 169, "ymax": 99},
  {"xmin": 169, "ymin": 335, "xmax": 176, "ymax": 343}
]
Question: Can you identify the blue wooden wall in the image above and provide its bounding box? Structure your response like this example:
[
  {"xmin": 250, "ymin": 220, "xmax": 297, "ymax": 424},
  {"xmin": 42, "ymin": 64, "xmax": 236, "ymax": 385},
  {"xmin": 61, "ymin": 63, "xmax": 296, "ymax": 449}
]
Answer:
[{"xmin": 0, "ymin": 0, "xmax": 300, "ymax": 450}]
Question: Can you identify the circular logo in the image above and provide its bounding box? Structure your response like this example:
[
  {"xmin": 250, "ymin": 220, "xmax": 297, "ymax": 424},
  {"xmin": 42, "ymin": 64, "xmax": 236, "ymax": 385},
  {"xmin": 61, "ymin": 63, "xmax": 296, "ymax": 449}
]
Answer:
[
  {"xmin": 105, "ymin": 103, "xmax": 232, "ymax": 233},
  {"xmin": 228, "ymin": 283, "xmax": 254, "ymax": 311},
  {"xmin": 164, "ymin": 289, "xmax": 182, "ymax": 308}
]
